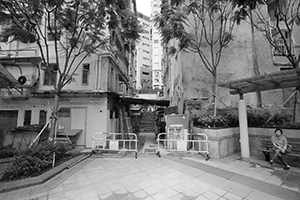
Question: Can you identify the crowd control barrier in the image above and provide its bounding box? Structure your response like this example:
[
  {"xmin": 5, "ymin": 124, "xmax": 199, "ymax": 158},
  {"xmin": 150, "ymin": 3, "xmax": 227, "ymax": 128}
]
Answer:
[
  {"xmin": 156, "ymin": 133, "xmax": 210, "ymax": 160},
  {"xmin": 92, "ymin": 132, "xmax": 138, "ymax": 158}
]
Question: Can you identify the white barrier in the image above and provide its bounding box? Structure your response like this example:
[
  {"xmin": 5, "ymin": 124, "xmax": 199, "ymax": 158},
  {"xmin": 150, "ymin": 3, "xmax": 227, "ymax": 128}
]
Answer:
[
  {"xmin": 156, "ymin": 133, "xmax": 210, "ymax": 160},
  {"xmin": 92, "ymin": 132, "xmax": 138, "ymax": 158}
]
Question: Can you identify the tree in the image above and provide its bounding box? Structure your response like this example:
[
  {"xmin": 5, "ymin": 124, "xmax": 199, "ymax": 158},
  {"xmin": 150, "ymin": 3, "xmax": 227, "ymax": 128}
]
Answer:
[
  {"xmin": 0, "ymin": 0, "xmax": 139, "ymax": 138},
  {"xmin": 155, "ymin": 0, "xmax": 237, "ymax": 116},
  {"xmin": 233, "ymin": 0, "xmax": 300, "ymax": 68},
  {"xmin": 231, "ymin": 0, "xmax": 265, "ymax": 107}
]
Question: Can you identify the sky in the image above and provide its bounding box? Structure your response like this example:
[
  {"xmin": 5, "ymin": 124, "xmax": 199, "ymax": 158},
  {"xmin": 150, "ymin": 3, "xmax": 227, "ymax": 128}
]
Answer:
[{"xmin": 136, "ymin": 0, "xmax": 152, "ymax": 17}]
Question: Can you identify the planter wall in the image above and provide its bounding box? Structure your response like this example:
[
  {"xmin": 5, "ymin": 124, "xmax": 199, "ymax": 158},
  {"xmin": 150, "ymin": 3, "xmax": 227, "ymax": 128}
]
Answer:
[
  {"xmin": 193, "ymin": 127, "xmax": 240, "ymax": 159},
  {"xmin": 193, "ymin": 126, "xmax": 300, "ymax": 163}
]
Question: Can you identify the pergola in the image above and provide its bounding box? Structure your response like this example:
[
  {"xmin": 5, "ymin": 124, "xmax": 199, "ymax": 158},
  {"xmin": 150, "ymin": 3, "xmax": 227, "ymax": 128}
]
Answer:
[{"xmin": 218, "ymin": 67, "xmax": 300, "ymax": 159}]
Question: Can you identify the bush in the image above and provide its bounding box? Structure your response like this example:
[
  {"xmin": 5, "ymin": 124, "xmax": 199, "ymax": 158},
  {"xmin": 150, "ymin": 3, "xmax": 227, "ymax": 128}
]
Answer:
[
  {"xmin": 1, "ymin": 155, "xmax": 51, "ymax": 180},
  {"xmin": 1, "ymin": 141, "xmax": 72, "ymax": 181},
  {"xmin": 0, "ymin": 146, "xmax": 18, "ymax": 159},
  {"xmin": 247, "ymin": 109, "xmax": 271, "ymax": 127},
  {"xmin": 193, "ymin": 108, "xmax": 298, "ymax": 128},
  {"xmin": 194, "ymin": 113, "xmax": 239, "ymax": 128}
]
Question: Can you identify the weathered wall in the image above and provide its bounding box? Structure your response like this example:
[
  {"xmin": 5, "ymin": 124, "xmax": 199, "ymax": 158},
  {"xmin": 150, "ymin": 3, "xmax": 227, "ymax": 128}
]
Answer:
[
  {"xmin": 166, "ymin": 3, "xmax": 300, "ymax": 115},
  {"xmin": 193, "ymin": 127, "xmax": 240, "ymax": 159}
]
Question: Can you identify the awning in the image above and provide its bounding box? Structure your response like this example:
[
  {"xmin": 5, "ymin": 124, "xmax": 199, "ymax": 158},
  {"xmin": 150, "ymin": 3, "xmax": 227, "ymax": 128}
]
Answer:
[
  {"xmin": 0, "ymin": 63, "xmax": 19, "ymax": 88},
  {"xmin": 120, "ymin": 96, "xmax": 170, "ymax": 106},
  {"xmin": 218, "ymin": 68, "xmax": 300, "ymax": 94}
]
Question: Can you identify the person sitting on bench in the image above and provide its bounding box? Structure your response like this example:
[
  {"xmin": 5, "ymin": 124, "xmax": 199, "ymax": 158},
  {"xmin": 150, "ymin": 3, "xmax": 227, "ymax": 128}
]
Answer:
[{"xmin": 270, "ymin": 128, "xmax": 290, "ymax": 170}]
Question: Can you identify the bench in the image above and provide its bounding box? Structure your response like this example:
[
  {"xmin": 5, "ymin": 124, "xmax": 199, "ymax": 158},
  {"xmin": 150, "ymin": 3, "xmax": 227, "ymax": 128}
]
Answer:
[{"xmin": 257, "ymin": 138, "xmax": 300, "ymax": 161}]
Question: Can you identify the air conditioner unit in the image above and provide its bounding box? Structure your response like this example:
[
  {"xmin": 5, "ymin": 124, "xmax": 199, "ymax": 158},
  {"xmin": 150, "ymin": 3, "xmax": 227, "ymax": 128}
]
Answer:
[
  {"xmin": 17, "ymin": 75, "xmax": 37, "ymax": 86},
  {"xmin": 119, "ymin": 82, "xmax": 126, "ymax": 94}
]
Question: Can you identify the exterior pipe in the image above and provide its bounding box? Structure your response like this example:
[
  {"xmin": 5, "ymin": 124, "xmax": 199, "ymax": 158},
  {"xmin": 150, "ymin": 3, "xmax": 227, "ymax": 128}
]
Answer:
[{"xmin": 238, "ymin": 94, "xmax": 250, "ymax": 159}]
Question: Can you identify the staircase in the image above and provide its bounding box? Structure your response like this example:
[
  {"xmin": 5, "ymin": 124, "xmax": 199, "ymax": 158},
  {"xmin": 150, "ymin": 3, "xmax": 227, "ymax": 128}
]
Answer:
[{"xmin": 139, "ymin": 111, "xmax": 157, "ymax": 133}]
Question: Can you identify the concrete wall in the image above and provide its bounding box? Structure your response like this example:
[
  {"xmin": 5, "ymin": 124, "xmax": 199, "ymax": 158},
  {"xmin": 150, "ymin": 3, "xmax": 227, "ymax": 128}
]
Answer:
[
  {"xmin": 193, "ymin": 126, "xmax": 300, "ymax": 166},
  {"xmin": 193, "ymin": 127, "xmax": 240, "ymax": 159},
  {"xmin": 165, "ymin": 2, "xmax": 300, "ymax": 114}
]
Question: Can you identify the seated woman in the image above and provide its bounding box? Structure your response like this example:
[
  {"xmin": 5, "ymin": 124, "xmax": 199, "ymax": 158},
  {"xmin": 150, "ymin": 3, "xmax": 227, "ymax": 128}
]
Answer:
[{"xmin": 270, "ymin": 128, "xmax": 290, "ymax": 170}]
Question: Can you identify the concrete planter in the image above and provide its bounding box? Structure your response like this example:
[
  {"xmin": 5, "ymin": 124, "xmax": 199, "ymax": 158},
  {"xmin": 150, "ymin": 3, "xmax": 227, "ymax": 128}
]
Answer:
[
  {"xmin": 193, "ymin": 126, "xmax": 300, "ymax": 161},
  {"xmin": 192, "ymin": 127, "xmax": 240, "ymax": 159}
]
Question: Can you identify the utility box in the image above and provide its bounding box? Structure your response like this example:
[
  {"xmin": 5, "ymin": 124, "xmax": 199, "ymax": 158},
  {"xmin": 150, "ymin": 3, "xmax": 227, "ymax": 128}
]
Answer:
[{"xmin": 165, "ymin": 114, "xmax": 188, "ymax": 132}]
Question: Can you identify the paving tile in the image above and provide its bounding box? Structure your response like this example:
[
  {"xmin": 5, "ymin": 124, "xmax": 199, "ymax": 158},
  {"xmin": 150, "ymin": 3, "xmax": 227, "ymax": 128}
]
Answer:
[
  {"xmin": 202, "ymin": 191, "xmax": 220, "ymax": 200},
  {"xmin": 196, "ymin": 195, "xmax": 209, "ymax": 200},
  {"xmin": 151, "ymin": 192, "xmax": 169, "ymax": 200},
  {"xmin": 169, "ymin": 193, "xmax": 184, "ymax": 200},
  {"xmin": 133, "ymin": 190, "xmax": 148, "ymax": 198},
  {"xmin": 144, "ymin": 186, "xmax": 162, "ymax": 195},
  {"xmin": 182, "ymin": 189, "xmax": 199, "ymax": 197},
  {"xmin": 162, "ymin": 188, "xmax": 179, "ymax": 197},
  {"xmin": 218, "ymin": 180, "xmax": 253, "ymax": 198},
  {"xmin": 223, "ymin": 192, "xmax": 243, "ymax": 200},
  {"xmin": 245, "ymin": 190, "xmax": 283, "ymax": 200},
  {"xmin": 210, "ymin": 187, "xmax": 227, "ymax": 196},
  {"xmin": 197, "ymin": 173, "xmax": 227, "ymax": 186}
]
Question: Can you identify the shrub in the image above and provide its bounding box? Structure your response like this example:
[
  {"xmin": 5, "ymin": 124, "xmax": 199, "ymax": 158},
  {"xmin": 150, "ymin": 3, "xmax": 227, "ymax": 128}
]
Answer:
[
  {"xmin": 1, "ymin": 141, "xmax": 72, "ymax": 181},
  {"xmin": 247, "ymin": 109, "xmax": 271, "ymax": 127},
  {"xmin": 1, "ymin": 155, "xmax": 51, "ymax": 180},
  {"xmin": 194, "ymin": 114, "xmax": 237, "ymax": 128},
  {"xmin": 0, "ymin": 146, "xmax": 18, "ymax": 159}
]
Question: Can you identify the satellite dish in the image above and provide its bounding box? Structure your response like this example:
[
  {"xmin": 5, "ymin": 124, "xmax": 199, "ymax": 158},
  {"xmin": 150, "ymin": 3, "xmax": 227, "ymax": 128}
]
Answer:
[{"xmin": 18, "ymin": 76, "xmax": 27, "ymax": 85}]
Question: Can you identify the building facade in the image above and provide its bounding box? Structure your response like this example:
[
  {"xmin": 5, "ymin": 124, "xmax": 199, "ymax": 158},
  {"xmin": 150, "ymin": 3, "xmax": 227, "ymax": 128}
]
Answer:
[
  {"xmin": 151, "ymin": 0, "xmax": 163, "ymax": 90},
  {"xmin": 0, "ymin": 1, "xmax": 137, "ymax": 148},
  {"xmin": 162, "ymin": 0, "xmax": 300, "ymax": 115},
  {"xmin": 135, "ymin": 12, "xmax": 152, "ymax": 91}
]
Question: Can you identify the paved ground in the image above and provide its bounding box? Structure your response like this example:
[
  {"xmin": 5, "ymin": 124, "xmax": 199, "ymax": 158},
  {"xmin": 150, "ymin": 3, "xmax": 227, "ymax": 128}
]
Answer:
[{"xmin": 0, "ymin": 133, "xmax": 299, "ymax": 200}]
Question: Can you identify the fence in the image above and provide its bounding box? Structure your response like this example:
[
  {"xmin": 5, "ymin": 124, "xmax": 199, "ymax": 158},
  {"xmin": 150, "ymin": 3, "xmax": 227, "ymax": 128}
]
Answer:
[
  {"xmin": 92, "ymin": 132, "xmax": 138, "ymax": 158},
  {"xmin": 156, "ymin": 133, "xmax": 210, "ymax": 160}
]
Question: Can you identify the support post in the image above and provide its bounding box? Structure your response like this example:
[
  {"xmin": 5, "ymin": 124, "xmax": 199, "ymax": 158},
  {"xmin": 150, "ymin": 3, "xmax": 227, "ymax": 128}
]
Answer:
[{"xmin": 238, "ymin": 94, "xmax": 250, "ymax": 159}]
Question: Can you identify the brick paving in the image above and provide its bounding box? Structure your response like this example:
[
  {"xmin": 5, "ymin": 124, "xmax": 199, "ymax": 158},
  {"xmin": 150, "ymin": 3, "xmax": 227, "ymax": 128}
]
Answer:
[{"xmin": 0, "ymin": 133, "xmax": 299, "ymax": 200}]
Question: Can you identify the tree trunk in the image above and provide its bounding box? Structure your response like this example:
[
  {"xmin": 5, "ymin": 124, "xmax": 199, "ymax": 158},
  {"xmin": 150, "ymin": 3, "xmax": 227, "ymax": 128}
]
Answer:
[
  {"xmin": 212, "ymin": 71, "xmax": 217, "ymax": 117},
  {"xmin": 49, "ymin": 93, "xmax": 60, "ymax": 140},
  {"xmin": 250, "ymin": 10, "xmax": 262, "ymax": 107}
]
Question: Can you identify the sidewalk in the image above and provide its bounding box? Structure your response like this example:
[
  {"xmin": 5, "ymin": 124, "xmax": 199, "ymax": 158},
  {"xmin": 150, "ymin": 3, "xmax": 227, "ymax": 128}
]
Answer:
[{"xmin": 0, "ymin": 133, "xmax": 299, "ymax": 200}]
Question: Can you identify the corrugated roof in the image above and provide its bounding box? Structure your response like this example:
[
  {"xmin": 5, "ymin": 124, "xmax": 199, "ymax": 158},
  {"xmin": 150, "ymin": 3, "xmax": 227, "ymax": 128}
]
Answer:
[{"xmin": 218, "ymin": 68, "xmax": 300, "ymax": 94}]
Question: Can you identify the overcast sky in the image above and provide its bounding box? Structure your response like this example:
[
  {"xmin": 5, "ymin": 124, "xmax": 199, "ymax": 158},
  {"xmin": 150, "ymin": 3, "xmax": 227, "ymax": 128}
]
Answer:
[{"xmin": 136, "ymin": 0, "xmax": 151, "ymax": 16}]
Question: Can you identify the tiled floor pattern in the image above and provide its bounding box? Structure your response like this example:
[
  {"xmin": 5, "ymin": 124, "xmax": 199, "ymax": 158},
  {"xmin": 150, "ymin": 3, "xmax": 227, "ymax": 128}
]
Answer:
[{"xmin": 1, "ymin": 156, "xmax": 299, "ymax": 200}]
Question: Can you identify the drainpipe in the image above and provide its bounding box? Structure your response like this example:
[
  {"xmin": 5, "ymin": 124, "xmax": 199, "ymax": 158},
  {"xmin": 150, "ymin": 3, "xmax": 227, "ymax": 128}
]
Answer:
[{"xmin": 238, "ymin": 93, "xmax": 250, "ymax": 159}]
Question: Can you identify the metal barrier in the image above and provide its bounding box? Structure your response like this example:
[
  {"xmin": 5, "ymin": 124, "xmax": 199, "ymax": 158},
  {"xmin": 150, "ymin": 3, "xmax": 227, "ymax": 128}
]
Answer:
[
  {"xmin": 156, "ymin": 133, "xmax": 210, "ymax": 160},
  {"xmin": 92, "ymin": 132, "xmax": 138, "ymax": 158}
]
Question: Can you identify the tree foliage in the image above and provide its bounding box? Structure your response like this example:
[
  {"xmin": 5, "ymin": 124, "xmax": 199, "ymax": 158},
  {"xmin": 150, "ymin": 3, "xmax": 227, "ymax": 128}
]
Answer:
[
  {"xmin": 0, "ymin": 0, "xmax": 140, "ymax": 91},
  {"xmin": 0, "ymin": 0, "xmax": 140, "ymax": 139},
  {"xmin": 232, "ymin": 0, "xmax": 300, "ymax": 68},
  {"xmin": 155, "ymin": 0, "xmax": 237, "ymax": 116}
]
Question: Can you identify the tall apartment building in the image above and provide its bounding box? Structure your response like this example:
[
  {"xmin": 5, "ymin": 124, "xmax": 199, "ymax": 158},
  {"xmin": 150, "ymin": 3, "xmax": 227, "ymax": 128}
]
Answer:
[
  {"xmin": 151, "ymin": 0, "xmax": 163, "ymax": 90},
  {"xmin": 135, "ymin": 13, "xmax": 152, "ymax": 91}
]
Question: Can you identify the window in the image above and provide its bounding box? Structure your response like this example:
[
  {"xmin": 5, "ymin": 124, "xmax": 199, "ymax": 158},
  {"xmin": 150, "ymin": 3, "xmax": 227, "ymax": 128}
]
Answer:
[
  {"xmin": 82, "ymin": 63, "xmax": 90, "ymax": 85},
  {"xmin": 142, "ymin": 71, "xmax": 150, "ymax": 75},
  {"xmin": 142, "ymin": 36, "xmax": 149, "ymax": 40},
  {"xmin": 39, "ymin": 110, "xmax": 47, "ymax": 126},
  {"xmin": 143, "ymin": 50, "xmax": 150, "ymax": 54},
  {"xmin": 154, "ymin": 39, "xmax": 159, "ymax": 43},
  {"xmin": 24, "ymin": 110, "xmax": 31, "ymax": 126},
  {"xmin": 142, "ymin": 64, "xmax": 150, "ymax": 68},
  {"xmin": 142, "ymin": 43, "xmax": 150, "ymax": 47},
  {"xmin": 143, "ymin": 57, "xmax": 150, "ymax": 61},
  {"xmin": 272, "ymin": 29, "xmax": 294, "ymax": 56},
  {"xmin": 43, "ymin": 63, "xmax": 58, "ymax": 86},
  {"xmin": 58, "ymin": 108, "xmax": 70, "ymax": 117}
]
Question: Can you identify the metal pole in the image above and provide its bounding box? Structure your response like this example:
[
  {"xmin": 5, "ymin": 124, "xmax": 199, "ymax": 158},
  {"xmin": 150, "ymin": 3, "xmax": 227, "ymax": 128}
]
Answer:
[
  {"xmin": 262, "ymin": 89, "xmax": 298, "ymax": 127},
  {"xmin": 238, "ymin": 94, "xmax": 250, "ymax": 159}
]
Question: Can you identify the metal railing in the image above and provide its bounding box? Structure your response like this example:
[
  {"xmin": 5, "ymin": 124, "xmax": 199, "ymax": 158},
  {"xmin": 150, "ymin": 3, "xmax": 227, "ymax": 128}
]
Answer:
[
  {"xmin": 92, "ymin": 132, "xmax": 138, "ymax": 158},
  {"xmin": 156, "ymin": 133, "xmax": 210, "ymax": 160}
]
